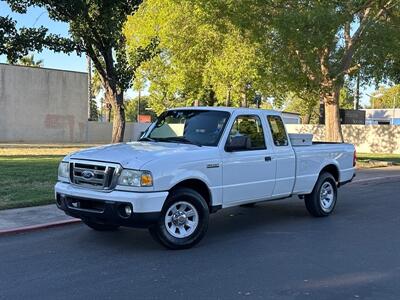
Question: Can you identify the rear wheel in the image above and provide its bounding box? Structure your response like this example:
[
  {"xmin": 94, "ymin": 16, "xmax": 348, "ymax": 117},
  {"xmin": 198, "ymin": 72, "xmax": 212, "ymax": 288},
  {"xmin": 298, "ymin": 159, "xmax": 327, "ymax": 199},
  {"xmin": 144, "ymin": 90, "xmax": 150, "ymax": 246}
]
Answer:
[
  {"xmin": 149, "ymin": 188, "xmax": 209, "ymax": 250},
  {"xmin": 82, "ymin": 219, "xmax": 120, "ymax": 231},
  {"xmin": 305, "ymin": 172, "xmax": 337, "ymax": 217}
]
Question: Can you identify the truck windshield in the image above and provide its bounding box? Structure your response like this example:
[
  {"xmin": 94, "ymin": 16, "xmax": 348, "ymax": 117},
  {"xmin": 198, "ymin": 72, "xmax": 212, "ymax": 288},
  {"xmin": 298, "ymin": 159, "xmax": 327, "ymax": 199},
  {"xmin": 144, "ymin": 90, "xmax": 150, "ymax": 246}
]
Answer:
[{"xmin": 145, "ymin": 110, "xmax": 230, "ymax": 147}]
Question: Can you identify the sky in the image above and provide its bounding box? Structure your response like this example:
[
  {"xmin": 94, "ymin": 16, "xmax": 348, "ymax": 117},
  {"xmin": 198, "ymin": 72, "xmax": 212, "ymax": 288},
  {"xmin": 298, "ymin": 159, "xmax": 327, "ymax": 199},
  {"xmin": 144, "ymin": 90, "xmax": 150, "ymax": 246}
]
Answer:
[
  {"xmin": 0, "ymin": 2, "xmax": 86, "ymax": 72},
  {"xmin": 0, "ymin": 1, "xmax": 376, "ymax": 107}
]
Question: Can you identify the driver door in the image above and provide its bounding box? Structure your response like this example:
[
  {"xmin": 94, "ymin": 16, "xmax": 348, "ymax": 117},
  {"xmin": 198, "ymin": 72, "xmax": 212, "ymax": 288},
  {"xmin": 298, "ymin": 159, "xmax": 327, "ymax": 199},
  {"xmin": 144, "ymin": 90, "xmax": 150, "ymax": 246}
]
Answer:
[{"xmin": 221, "ymin": 114, "xmax": 276, "ymax": 206}]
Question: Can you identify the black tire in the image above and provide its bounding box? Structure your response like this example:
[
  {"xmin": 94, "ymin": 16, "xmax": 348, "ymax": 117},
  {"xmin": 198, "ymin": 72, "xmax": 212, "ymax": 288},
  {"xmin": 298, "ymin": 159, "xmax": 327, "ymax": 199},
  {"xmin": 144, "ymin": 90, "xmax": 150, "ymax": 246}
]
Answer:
[
  {"xmin": 82, "ymin": 219, "xmax": 120, "ymax": 231},
  {"xmin": 304, "ymin": 172, "xmax": 337, "ymax": 217},
  {"xmin": 149, "ymin": 188, "xmax": 209, "ymax": 250}
]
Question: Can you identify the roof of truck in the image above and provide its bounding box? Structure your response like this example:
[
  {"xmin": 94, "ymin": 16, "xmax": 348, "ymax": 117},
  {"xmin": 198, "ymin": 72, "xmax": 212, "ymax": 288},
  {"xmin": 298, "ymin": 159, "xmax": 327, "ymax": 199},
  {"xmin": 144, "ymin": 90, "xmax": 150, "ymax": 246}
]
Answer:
[{"xmin": 170, "ymin": 106, "xmax": 281, "ymax": 115}]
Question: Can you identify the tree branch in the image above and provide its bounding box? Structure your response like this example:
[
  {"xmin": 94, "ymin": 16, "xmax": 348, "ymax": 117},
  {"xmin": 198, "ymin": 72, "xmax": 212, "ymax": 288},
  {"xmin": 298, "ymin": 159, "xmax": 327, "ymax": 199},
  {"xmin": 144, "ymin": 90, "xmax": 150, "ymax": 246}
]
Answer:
[
  {"xmin": 294, "ymin": 49, "xmax": 317, "ymax": 82},
  {"xmin": 336, "ymin": 0, "xmax": 395, "ymax": 79}
]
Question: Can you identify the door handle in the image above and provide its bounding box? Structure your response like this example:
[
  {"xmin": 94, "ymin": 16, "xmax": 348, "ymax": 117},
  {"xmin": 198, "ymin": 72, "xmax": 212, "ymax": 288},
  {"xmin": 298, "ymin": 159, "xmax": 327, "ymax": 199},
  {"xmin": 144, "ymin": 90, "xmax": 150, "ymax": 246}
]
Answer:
[{"xmin": 265, "ymin": 156, "xmax": 272, "ymax": 162}]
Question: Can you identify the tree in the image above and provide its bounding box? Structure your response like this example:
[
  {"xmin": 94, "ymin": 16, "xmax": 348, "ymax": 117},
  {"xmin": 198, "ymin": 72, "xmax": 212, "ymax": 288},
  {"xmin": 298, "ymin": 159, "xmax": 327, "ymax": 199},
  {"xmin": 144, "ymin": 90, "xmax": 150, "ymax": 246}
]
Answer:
[
  {"xmin": 370, "ymin": 85, "xmax": 400, "ymax": 109},
  {"xmin": 194, "ymin": 0, "xmax": 400, "ymax": 141},
  {"xmin": 16, "ymin": 53, "xmax": 43, "ymax": 67},
  {"xmin": 125, "ymin": 95, "xmax": 156, "ymax": 122},
  {"xmin": 88, "ymin": 98, "xmax": 99, "ymax": 121},
  {"xmin": 280, "ymin": 92, "xmax": 320, "ymax": 124},
  {"xmin": 0, "ymin": 15, "xmax": 74, "ymax": 62},
  {"xmin": 6, "ymin": 0, "xmax": 159, "ymax": 143},
  {"xmin": 124, "ymin": 0, "xmax": 268, "ymax": 112}
]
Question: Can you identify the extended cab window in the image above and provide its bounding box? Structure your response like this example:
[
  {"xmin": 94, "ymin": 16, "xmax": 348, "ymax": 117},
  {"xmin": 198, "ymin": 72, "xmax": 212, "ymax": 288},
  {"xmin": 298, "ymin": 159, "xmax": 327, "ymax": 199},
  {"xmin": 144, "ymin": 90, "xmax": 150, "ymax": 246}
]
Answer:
[
  {"xmin": 267, "ymin": 115, "xmax": 289, "ymax": 146},
  {"xmin": 227, "ymin": 115, "xmax": 266, "ymax": 150}
]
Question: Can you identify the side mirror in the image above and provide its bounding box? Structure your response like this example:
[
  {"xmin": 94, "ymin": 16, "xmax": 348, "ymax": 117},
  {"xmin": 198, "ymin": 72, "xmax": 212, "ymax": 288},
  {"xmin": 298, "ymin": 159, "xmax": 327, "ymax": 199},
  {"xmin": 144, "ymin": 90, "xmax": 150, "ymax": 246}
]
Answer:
[{"xmin": 225, "ymin": 135, "xmax": 250, "ymax": 152}]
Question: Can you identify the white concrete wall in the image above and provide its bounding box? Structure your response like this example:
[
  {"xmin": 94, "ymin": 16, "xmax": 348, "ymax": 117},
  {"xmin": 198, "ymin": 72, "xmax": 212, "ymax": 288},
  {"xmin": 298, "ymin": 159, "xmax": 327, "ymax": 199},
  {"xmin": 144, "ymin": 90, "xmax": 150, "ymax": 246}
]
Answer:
[
  {"xmin": 0, "ymin": 64, "xmax": 88, "ymax": 142},
  {"xmin": 286, "ymin": 124, "xmax": 400, "ymax": 154}
]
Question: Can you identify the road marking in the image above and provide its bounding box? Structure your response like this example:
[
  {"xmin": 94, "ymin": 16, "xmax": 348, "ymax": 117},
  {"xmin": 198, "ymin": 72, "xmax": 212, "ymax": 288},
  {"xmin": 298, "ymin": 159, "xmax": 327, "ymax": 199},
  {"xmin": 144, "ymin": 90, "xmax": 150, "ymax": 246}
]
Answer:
[{"xmin": 351, "ymin": 175, "xmax": 400, "ymax": 184}]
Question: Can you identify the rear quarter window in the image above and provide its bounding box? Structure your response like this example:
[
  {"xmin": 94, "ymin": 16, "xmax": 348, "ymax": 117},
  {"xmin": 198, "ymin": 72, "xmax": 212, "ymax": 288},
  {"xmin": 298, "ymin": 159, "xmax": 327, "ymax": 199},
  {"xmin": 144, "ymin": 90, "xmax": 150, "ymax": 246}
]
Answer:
[{"xmin": 267, "ymin": 115, "xmax": 289, "ymax": 146}]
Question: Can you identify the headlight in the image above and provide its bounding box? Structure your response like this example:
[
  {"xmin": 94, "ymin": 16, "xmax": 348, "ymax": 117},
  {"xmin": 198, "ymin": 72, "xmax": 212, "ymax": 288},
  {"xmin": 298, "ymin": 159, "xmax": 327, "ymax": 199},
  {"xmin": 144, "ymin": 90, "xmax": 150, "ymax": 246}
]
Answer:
[
  {"xmin": 58, "ymin": 161, "xmax": 70, "ymax": 182},
  {"xmin": 117, "ymin": 169, "xmax": 153, "ymax": 187}
]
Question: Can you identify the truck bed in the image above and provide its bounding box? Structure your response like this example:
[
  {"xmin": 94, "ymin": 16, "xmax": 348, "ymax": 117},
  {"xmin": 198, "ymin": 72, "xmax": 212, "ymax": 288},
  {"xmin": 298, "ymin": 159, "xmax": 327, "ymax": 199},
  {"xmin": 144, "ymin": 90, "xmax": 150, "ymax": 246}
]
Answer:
[{"xmin": 291, "ymin": 142, "xmax": 355, "ymax": 194}]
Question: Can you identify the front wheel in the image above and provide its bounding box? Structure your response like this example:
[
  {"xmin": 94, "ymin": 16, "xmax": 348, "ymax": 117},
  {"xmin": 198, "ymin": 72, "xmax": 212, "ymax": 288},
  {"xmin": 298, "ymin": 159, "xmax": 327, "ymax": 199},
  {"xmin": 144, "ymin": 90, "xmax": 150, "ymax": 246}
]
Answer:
[
  {"xmin": 149, "ymin": 188, "xmax": 209, "ymax": 250},
  {"xmin": 304, "ymin": 172, "xmax": 337, "ymax": 217}
]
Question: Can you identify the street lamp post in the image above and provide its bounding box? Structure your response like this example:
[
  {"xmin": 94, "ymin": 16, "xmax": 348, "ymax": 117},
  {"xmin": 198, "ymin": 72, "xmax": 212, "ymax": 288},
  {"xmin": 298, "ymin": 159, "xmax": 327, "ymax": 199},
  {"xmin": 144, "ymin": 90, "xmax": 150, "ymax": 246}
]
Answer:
[{"xmin": 366, "ymin": 92, "xmax": 384, "ymax": 109}]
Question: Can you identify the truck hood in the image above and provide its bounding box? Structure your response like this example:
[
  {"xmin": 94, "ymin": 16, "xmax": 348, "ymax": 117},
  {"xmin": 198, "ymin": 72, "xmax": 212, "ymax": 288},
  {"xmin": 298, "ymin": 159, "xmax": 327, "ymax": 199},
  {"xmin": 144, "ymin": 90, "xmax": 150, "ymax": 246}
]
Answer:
[{"xmin": 69, "ymin": 142, "xmax": 208, "ymax": 169}]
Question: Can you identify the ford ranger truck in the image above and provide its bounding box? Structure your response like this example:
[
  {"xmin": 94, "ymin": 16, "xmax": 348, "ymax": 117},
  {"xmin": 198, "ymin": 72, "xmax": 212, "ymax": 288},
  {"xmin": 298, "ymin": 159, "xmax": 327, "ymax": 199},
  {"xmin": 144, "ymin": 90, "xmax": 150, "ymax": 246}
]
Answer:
[{"xmin": 55, "ymin": 107, "xmax": 356, "ymax": 249}]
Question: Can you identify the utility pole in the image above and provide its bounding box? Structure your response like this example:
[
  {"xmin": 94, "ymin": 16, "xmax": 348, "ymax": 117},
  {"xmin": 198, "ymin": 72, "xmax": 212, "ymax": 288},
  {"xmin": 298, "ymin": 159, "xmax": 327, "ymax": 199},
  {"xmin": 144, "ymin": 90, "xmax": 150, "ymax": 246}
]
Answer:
[
  {"xmin": 87, "ymin": 55, "xmax": 92, "ymax": 120},
  {"xmin": 354, "ymin": 73, "xmax": 360, "ymax": 110},
  {"xmin": 137, "ymin": 89, "xmax": 141, "ymax": 123}
]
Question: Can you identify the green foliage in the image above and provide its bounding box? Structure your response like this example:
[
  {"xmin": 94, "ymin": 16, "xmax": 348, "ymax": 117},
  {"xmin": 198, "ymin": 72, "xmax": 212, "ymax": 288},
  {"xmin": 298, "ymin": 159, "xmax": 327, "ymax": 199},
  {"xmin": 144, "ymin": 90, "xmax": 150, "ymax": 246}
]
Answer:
[
  {"xmin": 193, "ymin": 0, "xmax": 400, "ymax": 141},
  {"xmin": 124, "ymin": 0, "xmax": 268, "ymax": 112},
  {"xmin": 17, "ymin": 53, "xmax": 43, "ymax": 67},
  {"xmin": 89, "ymin": 98, "xmax": 99, "ymax": 121},
  {"xmin": 281, "ymin": 92, "xmax": 320, "ymax": 124},
  {"xmin": 0, "ymin": 15, "xmax": 74, "ymax": 62},
  {"xmin": 370, "ymin": 85, "xmax": 400, "ymax": 109},
  {"xmin": 125, "ymin": 96, "xmax": 156, "ymax": 122},
  {"xmin": 339, "ymin": 80, "xmax": 356, "ymax": 110}
]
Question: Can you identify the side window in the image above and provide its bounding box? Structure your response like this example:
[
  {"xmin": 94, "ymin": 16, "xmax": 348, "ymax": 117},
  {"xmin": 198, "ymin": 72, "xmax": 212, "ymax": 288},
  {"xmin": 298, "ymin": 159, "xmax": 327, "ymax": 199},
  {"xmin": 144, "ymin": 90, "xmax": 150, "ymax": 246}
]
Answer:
[
  {"xmin": 227, "ymin": 115, "xmax": 266, "ymax": 150},
  {"xmin": 267, "ymin": 115, "xmax": 289, "ymax": 146}
]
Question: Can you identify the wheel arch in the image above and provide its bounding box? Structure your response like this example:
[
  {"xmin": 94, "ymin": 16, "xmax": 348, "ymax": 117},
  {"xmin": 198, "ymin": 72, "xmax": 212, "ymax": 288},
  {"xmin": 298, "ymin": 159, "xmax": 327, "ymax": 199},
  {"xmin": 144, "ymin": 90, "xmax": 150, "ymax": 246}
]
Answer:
[
  {"xmin": 169, "ymin": 178, "xmax": 213, "ymax": 212},
  {"xmin": 319, "ymin": 164, "xmax": 340, "ymax": 183}
]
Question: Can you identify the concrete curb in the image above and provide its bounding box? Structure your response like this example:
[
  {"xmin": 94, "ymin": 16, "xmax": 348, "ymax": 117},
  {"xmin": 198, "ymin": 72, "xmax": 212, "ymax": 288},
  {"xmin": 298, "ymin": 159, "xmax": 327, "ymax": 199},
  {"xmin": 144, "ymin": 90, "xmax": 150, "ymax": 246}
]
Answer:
[{"xmin": 0, "ymin": 219, "xmax": 81, "ymax": 236}]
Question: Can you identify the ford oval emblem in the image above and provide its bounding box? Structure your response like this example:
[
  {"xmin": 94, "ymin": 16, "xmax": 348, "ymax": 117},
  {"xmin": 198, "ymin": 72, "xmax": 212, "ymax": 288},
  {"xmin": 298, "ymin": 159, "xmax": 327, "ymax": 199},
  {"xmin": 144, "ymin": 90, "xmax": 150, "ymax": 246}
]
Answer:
[{"xmin": 82, "ymin": 170, "xmax": 94, "ymax": 179}]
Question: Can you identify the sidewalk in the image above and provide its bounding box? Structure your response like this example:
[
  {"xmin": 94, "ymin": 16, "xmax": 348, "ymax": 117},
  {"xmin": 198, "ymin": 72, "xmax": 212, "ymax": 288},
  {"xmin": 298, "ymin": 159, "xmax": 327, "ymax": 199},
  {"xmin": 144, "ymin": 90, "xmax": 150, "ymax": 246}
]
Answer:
[{"xmin": 0, "ymin": 204, "xmax": 79, "ymax": 234}]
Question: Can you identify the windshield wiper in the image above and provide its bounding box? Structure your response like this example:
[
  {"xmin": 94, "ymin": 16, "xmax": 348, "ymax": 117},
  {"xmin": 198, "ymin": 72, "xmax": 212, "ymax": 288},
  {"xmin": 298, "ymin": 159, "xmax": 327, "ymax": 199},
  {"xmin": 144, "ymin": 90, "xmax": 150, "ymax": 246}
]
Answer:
[
  {"xmin": 138, "ymin": 137, "xmax": 157, "ymax": 142},
  {"xmin": 159, "ymin": 137, "xmax": 202, "ymax": 147}
]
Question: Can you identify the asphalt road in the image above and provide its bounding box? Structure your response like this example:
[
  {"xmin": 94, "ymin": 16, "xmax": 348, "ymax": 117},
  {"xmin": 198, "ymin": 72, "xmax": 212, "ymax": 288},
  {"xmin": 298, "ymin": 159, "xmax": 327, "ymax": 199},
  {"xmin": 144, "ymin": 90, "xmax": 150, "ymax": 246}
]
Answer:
[{"xmin": 1, "ymin": 167, "xmax": 400, "ymax": 300}]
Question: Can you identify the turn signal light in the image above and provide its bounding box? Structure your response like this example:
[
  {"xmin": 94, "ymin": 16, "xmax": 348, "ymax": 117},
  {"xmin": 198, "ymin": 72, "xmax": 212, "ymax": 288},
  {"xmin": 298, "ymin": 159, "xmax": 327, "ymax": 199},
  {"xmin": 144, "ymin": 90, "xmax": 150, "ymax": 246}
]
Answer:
[{"xmin": 141, "ymin": 173, "xmax": 153, "ymax": 186}]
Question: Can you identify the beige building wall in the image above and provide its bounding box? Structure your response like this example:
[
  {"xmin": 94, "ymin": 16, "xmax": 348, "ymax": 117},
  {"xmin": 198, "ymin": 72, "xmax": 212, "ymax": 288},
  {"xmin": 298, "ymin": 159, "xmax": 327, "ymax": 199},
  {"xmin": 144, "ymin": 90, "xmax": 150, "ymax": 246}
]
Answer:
[
  {"xmin": 0, "ymin": 64, "xmax": 88, "ymax": 143},
  {"xmin": 286, "ymin": 124, "xmax": 400, "ymax": 154}
]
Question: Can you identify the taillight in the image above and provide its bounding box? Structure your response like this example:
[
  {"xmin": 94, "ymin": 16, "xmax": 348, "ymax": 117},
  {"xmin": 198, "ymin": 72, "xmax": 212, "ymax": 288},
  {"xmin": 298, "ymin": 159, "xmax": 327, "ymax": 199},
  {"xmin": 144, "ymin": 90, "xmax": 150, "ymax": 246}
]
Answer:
[{"xmin": 353, "ymin": 150, "xmax": 357, "ymax": 167}]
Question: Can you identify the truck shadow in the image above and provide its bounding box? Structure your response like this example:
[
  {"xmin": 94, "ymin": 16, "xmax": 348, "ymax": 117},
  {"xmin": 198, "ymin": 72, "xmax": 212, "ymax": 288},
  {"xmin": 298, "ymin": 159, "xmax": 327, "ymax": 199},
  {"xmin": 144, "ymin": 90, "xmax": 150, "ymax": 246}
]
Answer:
[{"xmin": 79, "ymin": 197, "xmax": 330, "ymax": 251}]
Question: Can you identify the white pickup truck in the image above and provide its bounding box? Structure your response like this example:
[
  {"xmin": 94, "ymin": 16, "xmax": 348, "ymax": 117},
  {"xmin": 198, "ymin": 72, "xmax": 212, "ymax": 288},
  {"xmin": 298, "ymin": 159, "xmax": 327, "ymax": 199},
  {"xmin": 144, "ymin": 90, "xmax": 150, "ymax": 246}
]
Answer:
[{"xmin": 55, "ymin": 107, "xmax": 356, "ymax": 249}]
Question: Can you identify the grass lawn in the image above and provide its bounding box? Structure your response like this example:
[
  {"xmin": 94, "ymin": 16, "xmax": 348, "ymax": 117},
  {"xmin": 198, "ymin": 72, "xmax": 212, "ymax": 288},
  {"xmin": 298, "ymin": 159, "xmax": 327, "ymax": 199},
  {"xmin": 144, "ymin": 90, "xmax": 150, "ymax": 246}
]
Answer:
[
  {"xmin": 0, "ymin": 155, "xmax": 63, "ymax": 210},
  {"xmin": 357, "ymin": 153, "xmax": 400, "ymax": 165},
  {"xmin": 0, "ymin": 145, "xmax": 99, "ymax": 210}
]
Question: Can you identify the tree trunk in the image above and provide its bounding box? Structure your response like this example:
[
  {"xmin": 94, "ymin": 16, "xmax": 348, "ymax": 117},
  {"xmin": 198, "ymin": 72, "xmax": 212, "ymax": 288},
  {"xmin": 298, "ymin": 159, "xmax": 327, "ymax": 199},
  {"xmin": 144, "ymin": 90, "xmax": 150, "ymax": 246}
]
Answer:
[
  {"xmin": 104, "ymin": 88, "xmax": 113, "ymax": 122},
  {"xmin": 303, "ymin": 113, "xmax": 311, "ymax": 124},
  {"xmin": 105, "ymin": 103, "xmax": 112, "ymax": 122},
  {"xmin": 226, "ymin": 86, "xmax": 231, "ymax": 107},
  {"xmin": 208, "ymin": 88, "xmax": 216, "ymax": 106},
  {"xmin": 111, "ymin": 91, "xmax": 125, "ymax": 143},
  {"xmin": 322, "ymin": 86, "xmax": 343, "ymax": 142},
  {"xmin": 137, "ymin": 90, "xmax": 141, "ymax": 122}
]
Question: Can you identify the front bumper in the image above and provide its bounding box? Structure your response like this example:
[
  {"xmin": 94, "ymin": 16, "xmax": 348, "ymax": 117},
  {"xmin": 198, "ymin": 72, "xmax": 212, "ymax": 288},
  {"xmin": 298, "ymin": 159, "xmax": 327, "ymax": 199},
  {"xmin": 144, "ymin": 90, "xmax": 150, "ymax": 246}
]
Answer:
[{"xmin": 55, "ymin": 182, "xmax": 168, "ymax": 228}]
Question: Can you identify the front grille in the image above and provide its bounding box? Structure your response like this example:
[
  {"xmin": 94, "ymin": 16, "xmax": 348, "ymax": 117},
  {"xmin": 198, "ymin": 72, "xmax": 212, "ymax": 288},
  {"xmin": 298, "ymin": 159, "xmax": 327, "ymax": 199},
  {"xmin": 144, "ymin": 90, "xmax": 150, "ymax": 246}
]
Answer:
[{"xmin": 70, "ymin": 161, "xmax": 120, "ymax": 190}]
